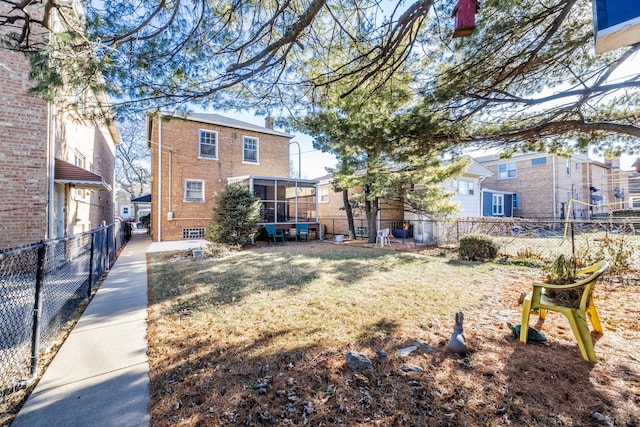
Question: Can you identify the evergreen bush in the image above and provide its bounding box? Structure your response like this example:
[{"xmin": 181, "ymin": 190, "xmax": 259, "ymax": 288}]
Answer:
[
  {"xmin": 458, "ymin": 234, "xmax": 499, "ymax": 261},
  {"xmin": 209, "ymin": 183, "xmax": 261, "ymax": 246}
]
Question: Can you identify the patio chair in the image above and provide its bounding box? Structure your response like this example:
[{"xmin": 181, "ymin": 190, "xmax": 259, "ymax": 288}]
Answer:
[
  {"xmin": 265, "ymin": 224, "xmax": 285, "ymax": 245},
  {"xmin": 296, "ymin": 223, "xmax": 310, "ymax": 242},
  {"xmin": 376, "ymin": 228, "xmax": 390, "ymax": 247},
  {"xmin": 520, "ymin": 260, "xmax": 609, "ymax": 362}
]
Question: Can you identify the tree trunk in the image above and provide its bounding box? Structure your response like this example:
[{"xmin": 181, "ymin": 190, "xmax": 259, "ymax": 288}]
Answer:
[
  {"xmin": 365, "ymin": 194, "xmax": 379, "ymax": 244},
  {"xmin": 343, "ymin": 189, "xmax": 356, "ymax": 239}
]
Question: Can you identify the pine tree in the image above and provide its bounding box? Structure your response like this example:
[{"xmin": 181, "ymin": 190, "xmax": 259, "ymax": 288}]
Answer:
[{"xmin": 209, "ymin": 183, "xmax": 261, "ymax": 246}]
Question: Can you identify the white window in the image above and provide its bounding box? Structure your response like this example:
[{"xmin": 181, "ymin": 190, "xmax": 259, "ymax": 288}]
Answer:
[
  {"xmin": 492, "ymin": 194, "xmax": 504, "ymax": 215},
  {"xmin": 184, "ymin": 180, "xmax": 204, "ymax": 201},
  {"xmin": 498, "ymin": 163, "xmax": 516, "ymax": 179},
  {"xmin": 243, "ymin": 136, "xmax": 259, "ymax": 163},
  {"xmin": 73, "ymin": 150, "xmax": 86, "ymax": 168},
  {"xmin": 199, "ymin": 130, "xmax": 218, "ymax": 159},
  {"xmin": 458, "ymin": 181, "xmax": 474, "ymax": 195},
  {"xmin": 318, "ymin": 185, "xmax": 329, "ymax": 203},
  {"xmin": 566, "ymin": 159, "xmax": 571, "ymax": 176},
  {"xmin": 512, "ymin": 194, "xmax": 519, "ymax": 209}
]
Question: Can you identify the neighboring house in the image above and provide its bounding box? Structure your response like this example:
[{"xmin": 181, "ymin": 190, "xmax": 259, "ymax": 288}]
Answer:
[
  {"xmin": 147, "ymin": 112, "xmax": 319, "ymax": 241},
  {"xmin": 0, "ymin": 3, "xmax": 120, "ymax": 250},
  {"xmin": 475, "ymin": 152, "xmax": 628, "ymax": 220},
  {"xmin": 116, "ymin": 185, "xmax": 151, "ymax": 221},
  {"xmin": 315, "ymin": 157, "xmax": 491, "ymax": 239},
  {"xmin": 424, "ymin": 157, "xmax": 492, "ymax": 218},
  {"xmin": 315, "ymin": 174, "xmax": 404, "ymax": 238},
  {"xmin": 629, "ymin": 171, "xmax": 640, "ymax": 209}
]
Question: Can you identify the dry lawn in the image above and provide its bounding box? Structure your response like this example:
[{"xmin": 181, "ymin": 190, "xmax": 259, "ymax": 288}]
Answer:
[{"xmin": 147, "ymin": 242, "xmax": 640, "ymax": 426}]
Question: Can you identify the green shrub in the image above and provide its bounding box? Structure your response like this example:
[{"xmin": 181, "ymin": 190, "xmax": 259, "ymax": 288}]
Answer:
[
  {"xmin": 458, "ymin": 234, "xmax": 499, "ymax": 261},
  {"xmin": 209, "ymin": 183, "xmax": 261, "ymax": 246}
]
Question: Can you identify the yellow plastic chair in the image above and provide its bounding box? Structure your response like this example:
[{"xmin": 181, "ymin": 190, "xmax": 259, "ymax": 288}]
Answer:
[{"xmin": 520, "ymin": 260, "xmax": 609, "ymax": 362}]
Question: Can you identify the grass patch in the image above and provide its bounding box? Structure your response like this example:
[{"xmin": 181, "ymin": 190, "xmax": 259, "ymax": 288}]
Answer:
[{"xmin": 147, "ymin": 243, "xmax": 640, "ymax": 426}]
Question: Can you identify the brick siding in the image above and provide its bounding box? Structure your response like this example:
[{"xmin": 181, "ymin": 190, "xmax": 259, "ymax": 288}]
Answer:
[
  {"xmin": 0, "ymin": 43, "xmax": 50, "ymax": 249},
  {"xmin": 149, "ymin": 116, "xmax": 291, "ymax": 241}
]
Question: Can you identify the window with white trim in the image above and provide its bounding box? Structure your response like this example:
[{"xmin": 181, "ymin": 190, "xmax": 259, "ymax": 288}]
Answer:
[
  {"xmin": 199, "ymin": 130, "xmax": 218, "ymax": 159},
  {"xmin": 498, "ymin": 163, "xmax": 516, "ymax": 179},
  {"xmin": 512, "ymin": 194, "xmax": 519, "ymax": 209},
  {"xmin": 318, "ymin": 185, "xmax": 329, "ymax": 202},
  {"xmin": 458, "ymin": 180, "xmax": 474, "ymax": 195},
  {"xmin": 632, "ymin": 197, "xmax": 640, "ymax": 209},
  {"xmin": 243, "ymin": 136, "xmax": 259, "ymax": 163},
  {"xmin": 566, "ymin": 159, "xmax": 571, "ymax": 176},
  {"xmin": 73, "ymin": 150, "xmax": 86, "ymax": 168},
  {"xmin": 184, "ymin": 180, "xmax": 204, "ymax": 201},
  {"xmin": 492, "ymin": 194, "xmax": 504, "ymax": 215}
]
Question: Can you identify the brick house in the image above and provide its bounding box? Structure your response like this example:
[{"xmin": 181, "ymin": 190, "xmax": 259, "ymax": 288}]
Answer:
[
  {"xmin": 147, "ymin": 112, "xmax": 319, "ymax": 241},
  {"xmin": 316, "ymin": 175, "xmax": 404, "ymax": 239},
  {"xmin": 0, "ymin": 3, "xmax": 120, "ymax": 250},
  {"xmin": 316, "ymin": 157, "xmax": 491, "ymax": 239},
  {"xmin": 475, "ymin": 152, "xmax": 629, "ymax": 219}
]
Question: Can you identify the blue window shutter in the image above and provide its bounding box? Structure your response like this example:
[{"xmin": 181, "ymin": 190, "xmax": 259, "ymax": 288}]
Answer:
[{"xmin": 483, "ymin": 192, "xmax": 493, "ymax": 216}]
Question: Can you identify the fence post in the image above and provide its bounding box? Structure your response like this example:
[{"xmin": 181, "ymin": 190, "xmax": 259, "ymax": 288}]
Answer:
[
  {"xmin": 104, "ymin": 225, "xmax": 110, "ymax": 270},
  {"xmin": 571, "ymin": 221, "xmax": 576, "ymax": 264},
  {"xmin": 30, "ymin": 242, "xmax": 47, "ymax": 378},
  {"xmin": 88, "ymin": 232, "xmax": 95, "ymax": 299}
]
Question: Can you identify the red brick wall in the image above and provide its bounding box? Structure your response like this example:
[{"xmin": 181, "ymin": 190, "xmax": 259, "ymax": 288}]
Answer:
[
  {"xmin": 89, "ymin": 126, "xmax": 117, "ymax": 227},
  {"xmin": 0, "ymin": 43, "xmax": 49, "ymax": 249},
  {"xmin": 317, "ymin": 180, "xmax": 405, "ymax": 237},
  {"xmin": 149, "ymin": 115, "xmax": 291, "ymax": 241}
]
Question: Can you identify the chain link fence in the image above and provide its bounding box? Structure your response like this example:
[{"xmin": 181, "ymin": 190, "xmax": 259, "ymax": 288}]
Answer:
[
  {"xmin": 321, "ymin": 216, "xmax": 640, "ymax": 272},
  {"xmin": 434, "ymin": 217, "xmax": 639, "ymax": 266},
  {"xmin": 0, "ymin": 222, "xmax": 130, "ymax": 396}
]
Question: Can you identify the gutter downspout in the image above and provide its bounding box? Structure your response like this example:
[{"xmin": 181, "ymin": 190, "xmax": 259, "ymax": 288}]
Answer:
[
  {"xmin": 47, "ymin": 101, "xmax": 55, "ymax": 240},
  {"xmin": 478, "ymin": 176, "xmax": 486, "ymax": 216},
  {"xmin": 157, "ymin": 117, "xmax": 162, "ymax": 242}
]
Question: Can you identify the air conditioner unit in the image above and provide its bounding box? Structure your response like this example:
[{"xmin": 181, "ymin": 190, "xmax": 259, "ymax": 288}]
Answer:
[{"xmin": 167, "ymin": 212, "xmax": 174, "ymax": 220}]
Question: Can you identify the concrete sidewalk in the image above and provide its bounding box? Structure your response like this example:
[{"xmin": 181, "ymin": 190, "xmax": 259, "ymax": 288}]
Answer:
[{"xmin": 12, "ymin": 234, "xmax": 152, "ymax": 427}]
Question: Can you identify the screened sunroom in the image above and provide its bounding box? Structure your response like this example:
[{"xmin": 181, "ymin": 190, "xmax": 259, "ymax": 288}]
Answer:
[{"xmin": 227, "ymin": 175, "xmax": 321, "ymax": 237}]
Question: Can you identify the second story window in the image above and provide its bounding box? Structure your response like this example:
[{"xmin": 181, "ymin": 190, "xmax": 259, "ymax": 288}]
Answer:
[
  {"xmin": 498, "ymin": 162, "xmax": 516, "ymax": 179},
  {"xmin": 243, "ymin": 136, "xmax": 259, "ymax": 163},
  {"xmin": 566, "ymin": 159, "xmax": 571, "ymax": 176},
  {"xmin": 458, "ymin": 180, "xmax": 474, "ymax": 195},
  {"xmin": 184, "ymin": 180, "xmax": 204, "ymax": 201},
  {"xmin": 318, "ymin": 185, "xmax": 329, "ymax": 202},
  {"xmin": 73, "ymin": 150, "xmax": 86, "ymax": 168},
  {"xmin": 531, "ymin": 157, "xmax": 546, "ymax": 166},
  {"xmin": 199, "ymin": 130, "xmax": 218, "ymax": 159}
]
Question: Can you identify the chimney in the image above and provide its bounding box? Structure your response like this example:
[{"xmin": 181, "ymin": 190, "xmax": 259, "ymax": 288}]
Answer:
[
  {"xmin": 605, "ymin": 156, "xmax": 620, "ymax": 169},
  {"xmin": 265, "ymin": 116, "xmax": 274, "ymax": 129}
]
